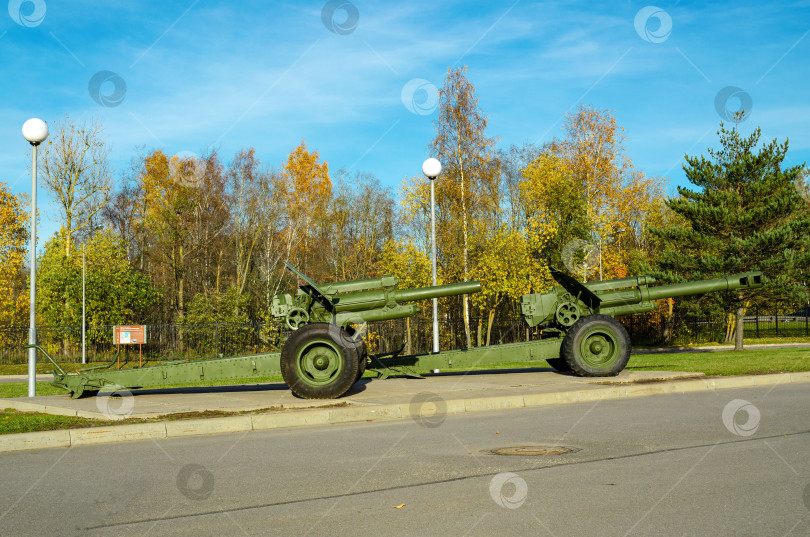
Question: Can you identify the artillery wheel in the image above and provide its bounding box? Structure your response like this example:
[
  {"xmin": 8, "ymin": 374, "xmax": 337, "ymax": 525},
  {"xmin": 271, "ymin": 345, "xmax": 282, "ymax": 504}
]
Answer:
[
  {"xmin": 343, "ymin": 325, "xmax": 368, "ymax": 382},
  {"xmin": 545, "ymin": 358, "xmax": 571, "ymax": 372},
  {"xmin": 281, "ymin": 323, "xmax": 359, "ymax": 399},
  {"xmin": 561, "ymin": 315, "xmax": 630, "ymax": 377}
]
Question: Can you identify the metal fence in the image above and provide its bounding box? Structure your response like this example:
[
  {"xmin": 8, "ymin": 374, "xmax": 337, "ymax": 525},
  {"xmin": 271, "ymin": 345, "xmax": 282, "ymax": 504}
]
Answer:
[
  {"xmin": 1, "ymin": 304, "xmax": 807, "ymax": 364},
  {"xmin": 0, "ymin": 323, "xmax": 285, "ymax": 365},
  {"xmin": 619, "ymin": 305, "xmax": 810, "ymax": 347}
]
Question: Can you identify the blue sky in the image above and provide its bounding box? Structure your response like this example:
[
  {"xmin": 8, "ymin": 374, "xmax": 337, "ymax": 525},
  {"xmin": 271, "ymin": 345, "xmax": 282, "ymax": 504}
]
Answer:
[{"xmin": 2, "ymin": 0, "xmax": 809, "ymax": 241}]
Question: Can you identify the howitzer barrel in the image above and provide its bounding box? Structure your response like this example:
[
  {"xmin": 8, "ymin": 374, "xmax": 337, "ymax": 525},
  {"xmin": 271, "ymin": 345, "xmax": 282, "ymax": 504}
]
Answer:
[
  {"xmin": 599, "ymin": 271, "xmax": 764, "ymax": 310},
  {"xmin": 647, "ymin": 271, "xmax": 763, "ymax": 301},
  {"xmin": 329, "ymin": 280, "xmax": 482, "ymax": 313},
  {"xmin": 394, "ymin": 280, "xmax": 482, "ymax": 303}
]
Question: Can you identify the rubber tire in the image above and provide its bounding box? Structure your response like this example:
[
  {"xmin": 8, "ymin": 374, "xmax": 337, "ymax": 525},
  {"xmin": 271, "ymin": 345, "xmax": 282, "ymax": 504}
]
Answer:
[
  {"xmin": 561, "ymin": 314, "xmax": 631, "ymax": 377},
  {"xmin": 355, "ymin": 342, "xmax": 368, "ymax": 381},
  {"xmin": 281, "ymin": 323, "xmax": 359, "ymax": 399},
  {"xmin": 344, "ymin": 326, "xmax": 368, "ymax": 382},
  {"xmin": 545, "ymin": 358, "xmax": 572, "ymax": 372}
]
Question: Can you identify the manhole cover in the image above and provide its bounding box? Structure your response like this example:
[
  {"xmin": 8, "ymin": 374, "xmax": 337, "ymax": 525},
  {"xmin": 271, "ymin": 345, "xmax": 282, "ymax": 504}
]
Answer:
[{"xmin": 490, "ymin": 446, "xmax": 578, "ymax": 456}]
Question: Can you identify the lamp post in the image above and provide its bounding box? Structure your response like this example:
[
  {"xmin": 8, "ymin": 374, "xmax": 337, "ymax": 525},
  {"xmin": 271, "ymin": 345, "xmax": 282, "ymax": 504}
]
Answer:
[
  {"xmin": 22, "ymin": 118, "xmax": 48, "ymax": 397},
  {"xmin": 599, "ymin": 228, "xmax": 626, "ymax": 281},
  {"xmin": 422, "ymin": 158, "xmax": 441, "ymax": 354}
]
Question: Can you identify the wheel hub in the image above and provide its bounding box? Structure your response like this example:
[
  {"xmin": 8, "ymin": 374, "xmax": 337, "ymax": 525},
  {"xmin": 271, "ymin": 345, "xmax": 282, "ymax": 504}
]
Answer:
[
  {"xmin": 580, "ymin": 332, "xmax": 616, "ymax": 366},
  {"xmin": 298, "ymin": 342, "xmax": 343, "ymax": 385}
]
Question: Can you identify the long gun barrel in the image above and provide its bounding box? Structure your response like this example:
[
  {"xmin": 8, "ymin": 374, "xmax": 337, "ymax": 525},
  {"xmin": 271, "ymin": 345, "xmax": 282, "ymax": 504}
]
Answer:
[
  {"xmin": 522, "ymin": 270, "xmax": 764, "ymax": 328},
  {"xmin": 272, "ymin": 263, "xmax": 482, "ymax": 329}
]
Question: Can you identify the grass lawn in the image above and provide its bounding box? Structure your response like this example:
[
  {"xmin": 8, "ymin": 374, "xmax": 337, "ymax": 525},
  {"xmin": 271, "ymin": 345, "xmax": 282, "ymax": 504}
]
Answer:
[
  {"xmin": 429, "ymin": 346, "xmax": 810, "ymax": 377},
  {"xmin": 627, "ymin": 347, "xmax": 810, "ymax": 376},
  {"xmin": 0, "ymin": 405, "xmax": 296, "ymax": 436}
]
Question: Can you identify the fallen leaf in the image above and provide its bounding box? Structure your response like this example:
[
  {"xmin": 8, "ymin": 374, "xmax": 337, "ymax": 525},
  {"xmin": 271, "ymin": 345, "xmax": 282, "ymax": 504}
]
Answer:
[
  {"xmin": 392, "ymin": 503, "xmax": 405, "ymax": 509},
  {"xmin": 495, "ymin": 431, "xmax": 499, "ymax": 434}
]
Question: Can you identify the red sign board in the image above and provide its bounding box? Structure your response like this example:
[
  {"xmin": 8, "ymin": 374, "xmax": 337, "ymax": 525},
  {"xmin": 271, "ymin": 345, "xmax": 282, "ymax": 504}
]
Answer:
[{"xmin": 113, "ymin": 325, "xmax": 147, "ymax": 345}]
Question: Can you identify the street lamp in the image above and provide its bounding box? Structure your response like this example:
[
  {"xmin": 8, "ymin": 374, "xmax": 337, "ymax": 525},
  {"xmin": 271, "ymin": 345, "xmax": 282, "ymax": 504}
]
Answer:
[
  {"xmin": 599, "ymin": 228, "xmax": 626, "ymax": 281},
  {"xmin": 22, "ymin": 118, "xmax": 48, "ymax": 397},
  {"xmin": 422, "ymin": 157, "xmax": 441, "ymax": 354}
]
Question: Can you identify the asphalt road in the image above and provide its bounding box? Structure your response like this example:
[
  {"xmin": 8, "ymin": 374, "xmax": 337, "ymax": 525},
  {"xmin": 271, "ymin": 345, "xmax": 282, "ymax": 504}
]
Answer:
[{"xmin": 1, "ymin": 384, "xmax": 809, "ymax": 537}]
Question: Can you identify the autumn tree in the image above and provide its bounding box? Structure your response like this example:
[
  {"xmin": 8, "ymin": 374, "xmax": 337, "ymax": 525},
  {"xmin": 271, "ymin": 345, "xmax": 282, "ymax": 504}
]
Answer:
[
  {"xmin": 274, "ymin": 141, "xmax": 332, "ymax": 283},
  {"xmin": 471, "ymin": 220, "xmax": 554, "ymax": 345},
  {"xmin": 36, "ymin": 230, "xmax": 159, "ymax": 329},
  {"xmin": 430, "ymin": 66, "xmax": 499, "ymax": 348},
  {"xmin": 39, "ymin": 115, "xmax": 112, "ymax": 256},
  {"xmin": 650, "ymin": 123, "xmax": 810, "ymax": 350},
  {"xmin": 519, "ymin": 152, "xmax": 591, "ymax": 271},
  {"xmin": 497, "ymin": 142, "xmax": 547, "ymax": 228},
  {"xmin": 0, "ymin": 183, "xmax": 29, "ymax": 328},
  {"xmin": 380, "ymin": 239, "xmax": 432, "ymax": 353},
  {"xmin": 533, "ymin": 105, "xmax": 667, "ymax": 280},
  {"xmin": 328, "ymin": 171, "xmax": 395, "ymax": 281},
  {"xmin": 228, "ymin": 148, "xmax": 269, "ymax": 296},
  {"xmin": 138, "ymin": 150, "xmax": 228, "ymax": 321}
]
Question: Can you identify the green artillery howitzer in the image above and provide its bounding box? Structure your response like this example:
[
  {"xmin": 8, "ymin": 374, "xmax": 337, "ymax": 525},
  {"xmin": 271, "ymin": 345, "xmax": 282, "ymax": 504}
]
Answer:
[
  {"xmin": 45, "ymin": 263, "xmax": 482, "ymax": 400},
  {"xmin": 43, "ymin": 264, "xmax": 762, "ymax": 401},
  {"xmin": 518, "ymin": 269, "xmax": 765, "ymax": 376},
  {"xmin": 271, "ymin": 262, "xmax": 481, "ymax": 398}
]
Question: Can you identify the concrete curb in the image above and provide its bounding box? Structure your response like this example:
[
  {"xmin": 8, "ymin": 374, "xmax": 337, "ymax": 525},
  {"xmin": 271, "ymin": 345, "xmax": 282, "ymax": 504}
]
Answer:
[{"xmin": 2, "ymin": 371, "xmax": 810, "ymax": 453}]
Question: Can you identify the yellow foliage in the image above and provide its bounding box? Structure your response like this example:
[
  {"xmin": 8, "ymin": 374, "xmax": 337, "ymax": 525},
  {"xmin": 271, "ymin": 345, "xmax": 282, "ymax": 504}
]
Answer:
[
  {"xmin": 471, "ymin": 219, "xmax": 555, "ymax": 312},
  {"xmin": 0, "ymin": 183, "xmax": 29, "ymax": 328}
]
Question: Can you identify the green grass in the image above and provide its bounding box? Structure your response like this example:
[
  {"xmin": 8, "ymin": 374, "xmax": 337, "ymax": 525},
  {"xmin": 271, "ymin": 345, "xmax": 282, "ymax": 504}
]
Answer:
[
  {"xmin": 0, "ymin": 408, "xmax": 128, "ymax": 435},
  {"xmin": 634, "ymin": 336, "xmax": 810, "ymax": 348},
  {"xmin": 627, "ymin": 347, "xmax": 810, "ymax": 376},
  {"xmin": 424, "ymin": 346, "xmax": 810, "ymax": 377}
]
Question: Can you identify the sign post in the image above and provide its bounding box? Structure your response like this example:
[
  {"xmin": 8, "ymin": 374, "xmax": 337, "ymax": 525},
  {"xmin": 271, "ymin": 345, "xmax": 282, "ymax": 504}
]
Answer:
[{"xmin": 113, "ymin": 325, "xmax": 147, "ymax": 368}]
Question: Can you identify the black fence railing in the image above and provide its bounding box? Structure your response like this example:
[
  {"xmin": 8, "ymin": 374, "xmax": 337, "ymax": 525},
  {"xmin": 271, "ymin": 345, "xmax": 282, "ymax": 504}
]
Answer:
[
  {"xmin": 1, "ymin": 304, "xmax": 807, "ymax": 365},
  {"xmin": 618, "ymin": 305, "xmax": 810, "ymax": 347},
  {"xmin": 0, "ymin": 323, "xmax": 285, "ymax": 365}
]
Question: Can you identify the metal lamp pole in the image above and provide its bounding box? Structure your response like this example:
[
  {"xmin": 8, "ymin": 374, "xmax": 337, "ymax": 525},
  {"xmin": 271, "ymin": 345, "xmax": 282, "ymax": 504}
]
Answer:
[
  {"xmin": 422, "ymin": 158, "xmax": 442, "ymax": 354},
  {"xmin": 22, "ymin": 118, "xmax": 49, "ymax": 397},
  {"xmin": 82, "ymin": 244, "xmax": 86, "ymax": 365}
]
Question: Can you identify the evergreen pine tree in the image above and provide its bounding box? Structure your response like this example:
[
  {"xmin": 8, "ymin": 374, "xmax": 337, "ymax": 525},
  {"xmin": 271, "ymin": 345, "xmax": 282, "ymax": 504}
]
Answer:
[{"xmin": 650, "ymin": 120, "xmax": 810, "ymax": 350}]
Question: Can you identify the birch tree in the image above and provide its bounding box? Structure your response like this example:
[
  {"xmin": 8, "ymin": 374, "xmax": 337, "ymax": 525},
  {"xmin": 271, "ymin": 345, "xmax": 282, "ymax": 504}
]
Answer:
[{"xmin": 39, "ymin": 115, "xmax": 112, "ymax": 256}]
